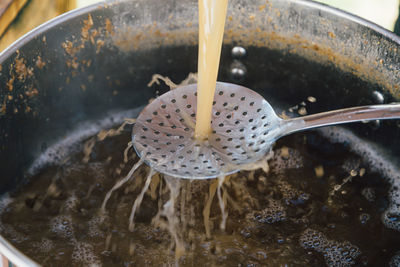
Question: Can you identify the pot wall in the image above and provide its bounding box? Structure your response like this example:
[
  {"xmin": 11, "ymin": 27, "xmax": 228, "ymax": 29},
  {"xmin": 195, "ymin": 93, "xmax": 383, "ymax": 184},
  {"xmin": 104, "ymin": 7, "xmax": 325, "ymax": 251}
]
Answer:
[{"xmin": 0, "ymin": 0, "xmax": 400, "ymax": 265}]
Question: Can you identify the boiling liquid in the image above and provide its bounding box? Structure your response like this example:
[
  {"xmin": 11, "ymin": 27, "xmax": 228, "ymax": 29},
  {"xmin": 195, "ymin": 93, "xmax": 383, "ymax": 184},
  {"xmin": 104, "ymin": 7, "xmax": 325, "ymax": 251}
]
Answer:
[
  {"xmin": 1, "ymin": 117, "xmax": 400, "ymax": 266},
  {"xmin": 195, "ymin": 0, "xmax": 229, "ymax": 139}
]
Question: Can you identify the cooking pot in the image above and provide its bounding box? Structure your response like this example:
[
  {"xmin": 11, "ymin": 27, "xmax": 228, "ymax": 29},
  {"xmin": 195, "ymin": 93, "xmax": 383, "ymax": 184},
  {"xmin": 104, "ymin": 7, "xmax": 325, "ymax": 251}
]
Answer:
[{"xmin": 1, "ymin": 0, "xmax": 400, "ymax": 265}]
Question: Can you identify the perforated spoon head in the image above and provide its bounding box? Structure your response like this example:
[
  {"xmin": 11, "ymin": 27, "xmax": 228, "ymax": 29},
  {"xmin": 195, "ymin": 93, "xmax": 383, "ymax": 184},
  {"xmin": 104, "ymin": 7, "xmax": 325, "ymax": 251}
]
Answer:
[{"xmin": 132, "ymin": 82, "xmax": 282, "ymax": 179}]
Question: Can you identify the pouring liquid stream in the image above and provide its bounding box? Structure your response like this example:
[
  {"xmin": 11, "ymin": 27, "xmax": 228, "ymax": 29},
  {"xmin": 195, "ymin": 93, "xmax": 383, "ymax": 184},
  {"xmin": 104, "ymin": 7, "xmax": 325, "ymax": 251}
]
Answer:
[{"xmin": 195, "ymin": 0, "xmax": 229, "ymax": 140}]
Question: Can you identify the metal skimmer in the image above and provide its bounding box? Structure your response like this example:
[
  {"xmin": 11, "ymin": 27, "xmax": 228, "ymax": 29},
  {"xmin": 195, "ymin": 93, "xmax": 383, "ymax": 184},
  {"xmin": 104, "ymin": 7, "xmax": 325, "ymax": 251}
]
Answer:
[{"xmin": 132, "ymin": 82, "xmax": 400, "ymax": 179}]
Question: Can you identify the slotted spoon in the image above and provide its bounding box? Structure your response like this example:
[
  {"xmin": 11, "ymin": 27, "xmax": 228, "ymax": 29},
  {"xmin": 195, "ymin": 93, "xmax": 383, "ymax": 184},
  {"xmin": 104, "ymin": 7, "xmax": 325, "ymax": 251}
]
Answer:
[{"xmin": 132, "ymin": 82, "xmax": 400, "ymax": 179}]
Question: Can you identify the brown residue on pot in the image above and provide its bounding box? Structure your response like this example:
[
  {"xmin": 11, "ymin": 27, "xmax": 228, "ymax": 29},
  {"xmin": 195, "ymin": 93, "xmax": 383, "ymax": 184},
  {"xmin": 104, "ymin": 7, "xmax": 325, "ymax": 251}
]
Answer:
[
  {"xmin": 66, "ymin": 58, "xmax": 79, "ymax": 69},
  {"xmin": 81, "ymin": 14, "xmax": 94, "ymax": 40},
  {"xmin": 112, "ymin": 24, "xmax": 197, "ymax": 52},
  {"xmin": 25, "ymin": 88, "xmax": 39, "ymax": 98},
  {"xmin": 90, "ymin": 29, "xmax": 99, "ymax": 45},
  {"xmin": 61, "ymin": 15, "xmax": 112, "ymax": 82},
  {"xmin": 0, "ymin": 96, "xmax": 7, "ymax": 115},
  {"xmin": 14, "ymin": 58, "xmax": 29, "ymax": 81},
  {"xmin": 328, "ymin": 32, "xmax": 336, "ymax": 39},
  {"xmin": 109, "ymin": 1, "xmax": 399, "ymax": 98},
  {"xmin": 36, "ymin": 56, "xmax": 46, "ymax": 69},
  {"xmin": 105, "ymin": 18, "xmax": 114, "ymax": 36},
  {"xmin": 62, "ymin": 40, "xmax": 84, "ymax": 57},
  {"xmin": 96, "ymin": 39, "xmax": 105, "ymax": 53},
  {"xmin": 0, "ymin": 49, "xmax": 42, "ymax": 116},
  {"xmin": 6, "ymin": 76, "xmax": 15, "ymax": 91}
]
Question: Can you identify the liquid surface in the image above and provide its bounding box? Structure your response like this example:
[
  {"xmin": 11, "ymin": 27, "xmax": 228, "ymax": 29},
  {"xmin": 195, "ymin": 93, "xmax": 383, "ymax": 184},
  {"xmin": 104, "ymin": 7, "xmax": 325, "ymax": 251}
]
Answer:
[
  {"xmin": 1, "ymin": 120, "xmax": 400, "ymax": 266},
  {"xmin": 195, "ymin": 0, "xmax": 229, "ymax": 139}
]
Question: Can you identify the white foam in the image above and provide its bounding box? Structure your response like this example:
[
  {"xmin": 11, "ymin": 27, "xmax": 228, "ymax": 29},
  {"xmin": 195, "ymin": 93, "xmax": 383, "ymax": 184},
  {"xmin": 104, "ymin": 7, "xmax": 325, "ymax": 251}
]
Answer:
[
  {"xmin": 27, "ymin": 108, "xmax": 141, "ymax": 176},
  {"xmin": 87, "ymin": 216, "xmax": 104, "ymax": 238},
  {"xmin": 36, "ymin": 238, "xmax": 54, "ymax": 253},
  {"xmin": 0, "ymin": 194, "xmax": 13, "ymax": 233},
  {"xmin": 71, "ymin": 241, "xmax": 101, "ymax": 267},
  {"xmin": 318, "ymin": 127, "xmax": 400, "ymax": 231},
  {"xmin": 299, "ymin": 228, "xmax": 361, "ymax": 267},
  {"xmin": 50, "ymin": 215, "xmax": 74, "ymax": 239},
  {"xmin": 252, "ymin": 199, "xmax": 286, "ymax": 224},
  {"xmin": 0, "ymin": 194, "xmax": 12, "ymax": 216},
  {"xmin": 389, "ymin": 251, "xmax": 400, "ymax": 267},
  {"xmin": 0, "ymin": 196, "xmax": 24, "ymax": 244},
  {"xmin": 269, "ymin": 147, "xmax": 304, "ymax": 175},
  {"xmin": 318, "ymin": 127, "xmax": 400, "ymax": 185}
]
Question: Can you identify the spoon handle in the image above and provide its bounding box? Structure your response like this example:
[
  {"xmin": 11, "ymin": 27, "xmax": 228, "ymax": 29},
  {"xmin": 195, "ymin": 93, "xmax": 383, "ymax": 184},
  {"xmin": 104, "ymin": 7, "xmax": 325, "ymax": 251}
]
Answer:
[{"xmin": 282, "ymin": 103, "xmax": 400, "ymax": 135}]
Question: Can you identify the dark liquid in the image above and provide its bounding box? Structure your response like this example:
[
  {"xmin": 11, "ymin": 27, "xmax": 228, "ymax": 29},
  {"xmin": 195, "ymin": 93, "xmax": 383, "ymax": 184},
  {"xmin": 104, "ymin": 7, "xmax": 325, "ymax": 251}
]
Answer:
[{"xmin": 1, "ymin": 126, "xmax": 400, "ymax": 266}]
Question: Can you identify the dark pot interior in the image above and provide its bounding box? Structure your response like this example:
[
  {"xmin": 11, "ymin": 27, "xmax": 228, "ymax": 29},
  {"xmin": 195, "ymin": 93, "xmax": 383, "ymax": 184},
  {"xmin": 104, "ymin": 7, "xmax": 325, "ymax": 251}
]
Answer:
[{"xmin": 0, "ymin": 0, "xmax": 400, "ymax": 264}]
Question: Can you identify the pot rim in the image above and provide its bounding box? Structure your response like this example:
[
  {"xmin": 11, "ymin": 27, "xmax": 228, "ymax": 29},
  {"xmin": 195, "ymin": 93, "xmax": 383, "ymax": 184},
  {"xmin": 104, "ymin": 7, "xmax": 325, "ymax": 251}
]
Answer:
[
  {"xmin": 1, "ymin": 0, "xmax": 400, "ymax": 63},
  {"xmin": 0, "ymin": 0, "xmax": 400, "ymax": 266},
  {"xmin": 0, "ymin": 235, "xmax": 39, "ymax": 267}
]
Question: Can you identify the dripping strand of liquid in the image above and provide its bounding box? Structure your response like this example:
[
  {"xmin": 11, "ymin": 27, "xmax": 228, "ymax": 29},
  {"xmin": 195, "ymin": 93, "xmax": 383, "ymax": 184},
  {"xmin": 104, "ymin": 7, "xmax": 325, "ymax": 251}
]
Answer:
[
  {"xmin": 194, "ymin": 0, "xmax": 229, "ymax": 139},
  {"xmin": 101, "ymin": 158, "xmax": 143, "ymax": 212},
  {"xmin": 203, "ymin": 179, "xmax": 218, "ymax": 238},
  {"xmin": 152, "ymin": 176, "xmax": 185, "ymax": 260},
  {"xmin": 129, "ymin": 168, "xmax": 155, "ymax": 231},
  {"xmin": 217, "ymin": 175, "xmax": 228, "ymax": 231}
]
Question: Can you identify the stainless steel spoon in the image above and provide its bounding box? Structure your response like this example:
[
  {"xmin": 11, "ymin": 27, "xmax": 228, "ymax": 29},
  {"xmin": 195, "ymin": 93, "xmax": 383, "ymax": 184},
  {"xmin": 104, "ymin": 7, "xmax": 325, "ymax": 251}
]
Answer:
[{"xmin": 132, "ymin": 82, "xmax": 400, "ymax": 179}]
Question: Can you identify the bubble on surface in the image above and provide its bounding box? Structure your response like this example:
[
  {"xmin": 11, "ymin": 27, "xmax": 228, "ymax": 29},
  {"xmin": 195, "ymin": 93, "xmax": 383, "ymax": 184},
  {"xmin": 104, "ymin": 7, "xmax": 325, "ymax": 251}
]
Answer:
[
  {"xmin": 0, "ymin": 194, "xmax": 12, "ymax": 216},
  {"xmin": 269, "ymin": 147, "xmax": 304, "ymax": 175},
  {"xmin": 299, "ymin": 229, "xmax": 328, "ymax": 250},
  {"xmin": 319, "ymin": 127, "xmax": 400, "ymax": 231},
  {"xmin": 36, "ymin": 238, "xmax": 54, "ymax": 253},
  {"xmin": 382, "ymin": 205, "xmax": 400, "ymax": 231},
  {"xmin": 252, "ymin": 199, "xmax": 286, "ymax": 224},
  {"xmin": 359, "ymin": 213, "xmax": 370, "ymax": 225},
  {"xmin": 50, "ymin": 215, "xmax": 74, "ymax": 239},
  {"xmin": 300, "ymin": 229, "xmax": 361, "ymax": 267},
  {"xmin": 72, "ymin": 241, "xmax": 101, "ymax": 266},
  {"xmin": 389, "ymin": 251, "xmax": 400, "ymax": 267},
  {"xmin": 341, "ymin": 158, "xmax": 361, "ymax": 173},
  {"xmin": 0, "ymin": 223, "xmax": 24, "ymax": 244},
  {"xmin": 87, "ymin": 216, "xmax": 104, "ymax": 238},
  {"xmin": 0, "ymin": 195, "xmax": 23, "ymax": 242},
  {"xmin": 231, "ymin": 46, "xmax": 247, "ymax": 58},
  {"xmin": 64, "ymin": 192, "xmax": 79, "ymax": 211},
  {"xmin": 277, "ymin": 180, "xmax": 309, "ymax": 204},
  {"xmin": 361, "ymin": 187, "xmax": 376, "ymax": 202}
]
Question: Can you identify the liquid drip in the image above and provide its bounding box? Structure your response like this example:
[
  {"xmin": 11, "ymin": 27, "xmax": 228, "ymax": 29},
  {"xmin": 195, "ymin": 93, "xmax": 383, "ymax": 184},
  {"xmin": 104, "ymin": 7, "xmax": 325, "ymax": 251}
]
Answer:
[
  {"xmin": 101, "ymin": 158, "xmax": 143, "ymax": 212},
  {"xmin": 217, "ymin": 176, "xmax": 228, "ymax": 231},
  {"xmin": 152, "ymin": 175, "xmax": 185, "ymax": 260},
  {"xmin": 129, "ymin": 169, "xmax": 154, "ymax": 231},
  {"xmin": 203, "ymin": 179, "xmax": 218, "ymax": 239}
]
